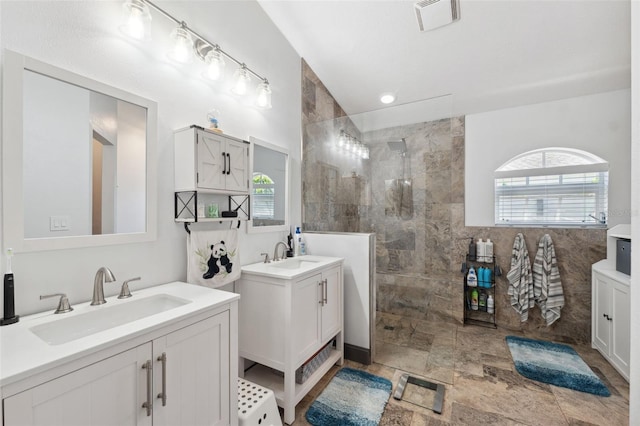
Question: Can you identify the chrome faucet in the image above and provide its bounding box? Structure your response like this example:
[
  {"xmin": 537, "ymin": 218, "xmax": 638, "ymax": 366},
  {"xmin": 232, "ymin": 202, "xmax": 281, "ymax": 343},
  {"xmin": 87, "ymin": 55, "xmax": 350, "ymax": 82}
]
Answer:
[
  {"xmin": 91, "ymin": 267, "xmax": 116, "ymax": 305},
  {"xmin": 273, "ymin": 241, "xmax": 289, "ymax": 262}
]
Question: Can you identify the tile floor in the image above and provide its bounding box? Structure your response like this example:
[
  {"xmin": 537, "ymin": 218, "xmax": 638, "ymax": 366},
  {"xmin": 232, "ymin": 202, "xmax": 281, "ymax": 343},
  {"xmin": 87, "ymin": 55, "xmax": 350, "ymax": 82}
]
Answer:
[{"xmin": 287, "ymin": 317, "xmax": 630, "ymax": 425}]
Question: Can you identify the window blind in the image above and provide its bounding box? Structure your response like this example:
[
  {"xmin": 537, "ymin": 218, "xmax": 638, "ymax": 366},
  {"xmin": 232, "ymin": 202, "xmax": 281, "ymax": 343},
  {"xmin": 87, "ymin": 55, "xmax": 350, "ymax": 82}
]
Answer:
[{"xmin": 495, "ymin": 171, "xmax": 608, "ymax": 226}]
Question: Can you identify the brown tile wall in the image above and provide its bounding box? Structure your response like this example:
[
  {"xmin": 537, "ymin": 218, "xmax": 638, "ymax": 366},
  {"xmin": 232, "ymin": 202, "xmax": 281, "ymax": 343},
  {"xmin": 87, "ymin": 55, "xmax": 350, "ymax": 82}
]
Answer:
[{"xmin": 301, "ymin": 60, "xmax": 606, "ymax": 344}]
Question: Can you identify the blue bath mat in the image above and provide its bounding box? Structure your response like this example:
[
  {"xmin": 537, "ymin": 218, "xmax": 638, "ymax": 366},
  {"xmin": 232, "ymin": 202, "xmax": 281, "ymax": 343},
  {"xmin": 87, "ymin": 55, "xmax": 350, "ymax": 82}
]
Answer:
[
  {"xmin": 506, "ymin": 336, "xmax": 610, "ymax": 397},
  {"xmin": 306, "ymin": 367, "xmax": 392, "ymax": 426}
]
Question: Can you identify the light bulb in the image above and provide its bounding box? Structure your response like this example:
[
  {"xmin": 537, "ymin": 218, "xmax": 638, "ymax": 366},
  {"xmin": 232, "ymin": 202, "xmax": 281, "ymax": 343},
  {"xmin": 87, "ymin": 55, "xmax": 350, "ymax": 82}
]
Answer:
[
  {"xmin": 120, "ymin": 0, "xmax": 151, "ymax": 40},
  {"xmin": 255, "ymin": 80, "xmax": 272, "ymax": 109},
  {"xmin": 231, "ymin": 65, "xmax": 251, "ymax": 96},
  {"xmin": 168, "ymin": 25, "xmax": 193, "ymax": 64},
  {"xmin": 205, "ymin": 49, "xmax": 225, "ymax": 81}
]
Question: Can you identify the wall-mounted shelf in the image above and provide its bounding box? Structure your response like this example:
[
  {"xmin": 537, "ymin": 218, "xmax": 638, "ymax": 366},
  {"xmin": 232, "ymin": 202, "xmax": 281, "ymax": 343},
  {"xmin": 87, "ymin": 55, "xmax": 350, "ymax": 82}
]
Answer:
[
  {"xmin": 174, "ymin": 191, "xmax": 250, "ymax": 223},
  {"xmin": 462, "ymin": 254, "xmax": 499, "ymax": 329}
]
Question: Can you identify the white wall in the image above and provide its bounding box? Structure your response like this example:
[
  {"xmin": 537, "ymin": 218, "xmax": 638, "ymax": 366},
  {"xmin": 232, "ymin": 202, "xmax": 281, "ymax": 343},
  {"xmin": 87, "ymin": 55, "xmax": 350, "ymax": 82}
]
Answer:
[
  {"xmin": 0, "ymin": 1, "xmax": 302, "ymax": 316},
  {"xmin": 466, "ymin": 89, "xmax": 631, "ymax": 227}
]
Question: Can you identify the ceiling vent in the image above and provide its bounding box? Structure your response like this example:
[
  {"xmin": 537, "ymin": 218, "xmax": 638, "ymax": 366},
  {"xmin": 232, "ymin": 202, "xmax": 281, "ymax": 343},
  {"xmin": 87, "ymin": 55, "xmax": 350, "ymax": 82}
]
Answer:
[{"xmin": 414, "ymin": 0, "xmax": 460, "ymax": 32}]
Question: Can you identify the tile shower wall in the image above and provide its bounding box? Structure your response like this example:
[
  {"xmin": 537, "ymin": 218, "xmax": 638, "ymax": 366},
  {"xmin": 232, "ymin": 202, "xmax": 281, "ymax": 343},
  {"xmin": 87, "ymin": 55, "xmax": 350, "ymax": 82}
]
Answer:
[{"xmin": 301, "ymin": 60, "xmax": 607, "ymax": 344}]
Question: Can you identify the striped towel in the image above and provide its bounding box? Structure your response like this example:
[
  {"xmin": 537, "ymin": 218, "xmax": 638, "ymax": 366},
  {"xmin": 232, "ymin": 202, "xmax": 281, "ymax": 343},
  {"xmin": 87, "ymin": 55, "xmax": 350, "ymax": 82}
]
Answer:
[
  {"xmin": 533, "ymin": 234, "xmax": 564, "ymax": 326},
  {"xmin": 507, "ymin": 233, "xmax": 534, "ymax": 322}
]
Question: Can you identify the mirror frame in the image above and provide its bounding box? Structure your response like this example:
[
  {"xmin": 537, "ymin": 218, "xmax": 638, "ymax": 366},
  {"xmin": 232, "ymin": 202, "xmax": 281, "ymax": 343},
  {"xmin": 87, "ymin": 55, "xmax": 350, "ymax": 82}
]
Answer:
[
  {"xmin": 248, "ymin": 136, "xmax": 289, "ymax": 233},
  {"xmin": 2, "ymin": 50, "xmax": 158, "ymax": 252}
]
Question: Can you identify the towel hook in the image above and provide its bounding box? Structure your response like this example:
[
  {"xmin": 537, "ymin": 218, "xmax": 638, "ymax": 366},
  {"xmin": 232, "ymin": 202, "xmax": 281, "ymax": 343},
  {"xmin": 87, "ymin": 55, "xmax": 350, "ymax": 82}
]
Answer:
[{"xmin": 184, "ymin": 222, "xmax": 191, "ymax": 234}]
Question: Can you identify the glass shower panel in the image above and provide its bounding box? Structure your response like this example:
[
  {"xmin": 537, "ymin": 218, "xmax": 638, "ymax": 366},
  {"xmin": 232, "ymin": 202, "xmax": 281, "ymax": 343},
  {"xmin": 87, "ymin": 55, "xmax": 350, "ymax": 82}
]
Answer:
[{"xmin": 302, "ymin": 94, "xmax": 458, "ymax": 385}]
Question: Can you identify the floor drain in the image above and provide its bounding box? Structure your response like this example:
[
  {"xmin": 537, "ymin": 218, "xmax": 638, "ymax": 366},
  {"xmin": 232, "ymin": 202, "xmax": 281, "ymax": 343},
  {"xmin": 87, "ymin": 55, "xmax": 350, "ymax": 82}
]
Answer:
[
  {"xmin": 393, "ymin": 373, "xmax": 445, "ymax": 414},
  {"xmin": 383, "ymin": 325, "xmax": 395, "ymax": 330}
]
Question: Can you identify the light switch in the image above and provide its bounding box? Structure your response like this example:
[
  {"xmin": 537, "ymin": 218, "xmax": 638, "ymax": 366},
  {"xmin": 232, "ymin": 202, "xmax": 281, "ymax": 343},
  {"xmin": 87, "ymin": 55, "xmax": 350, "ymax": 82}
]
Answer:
[{"xmin": 49, "ymin": 215, "xmax": 70, "ymax": 231}]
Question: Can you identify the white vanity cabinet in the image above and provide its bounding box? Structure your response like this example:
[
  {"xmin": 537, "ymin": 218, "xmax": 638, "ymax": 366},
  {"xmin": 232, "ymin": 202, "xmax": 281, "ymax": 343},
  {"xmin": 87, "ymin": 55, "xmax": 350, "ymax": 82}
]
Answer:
[
  {"xmin": 175, "ymin": 125, "xmax": 249, "ymax": 194},
  {"xmin": 4, "ymin": 343, "xmax": 152, "ymax": 426},
  {"xmin": 1, "ymin": 282, "xmax": 239, "ymax": 426},
  {"xmin": 592, "ymin": 263, "xmax": 630, "ymax": 381},
  {"xmin": 237, "ymin": 258, "xmax": 344, "ymax": 425}
]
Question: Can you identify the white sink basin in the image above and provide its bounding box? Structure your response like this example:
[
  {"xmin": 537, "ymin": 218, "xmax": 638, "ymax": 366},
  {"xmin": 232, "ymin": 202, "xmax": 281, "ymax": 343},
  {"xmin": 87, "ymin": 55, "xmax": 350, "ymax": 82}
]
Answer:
[
  {"xmin": 30, "ymin": 294, "xmax": 191, "ymax": 345},
  {"xmin": 270, "ymin": 259, "xmax": 319, "ymax": 269},
  {"xmin": 241, "ymin": 255, "xmax": 343, "ymax": 279}
]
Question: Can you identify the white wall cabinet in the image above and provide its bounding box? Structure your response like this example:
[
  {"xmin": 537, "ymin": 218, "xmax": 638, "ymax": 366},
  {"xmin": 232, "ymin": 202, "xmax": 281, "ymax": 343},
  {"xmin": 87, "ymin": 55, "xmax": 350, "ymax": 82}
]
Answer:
[
  {"xmin": 592, "ymin": 262, "xmax": 630, "ymax": 381},
  {"xmin": 3, "ymin": 311, "xmax": 235, "ymax": 426},
  {"xmin": 175, "ymin": 125, "xmax": 249, "ymax": 194},
  {"xmin": 237, "ymin": 261, "xmax": 343, "ymax": 425}
]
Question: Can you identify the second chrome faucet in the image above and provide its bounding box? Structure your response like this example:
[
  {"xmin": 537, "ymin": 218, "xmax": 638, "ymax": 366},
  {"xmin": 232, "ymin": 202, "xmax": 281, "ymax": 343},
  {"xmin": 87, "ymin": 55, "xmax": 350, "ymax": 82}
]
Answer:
[{"xmin": 91, "ymin": 267, "xmax": 116, "ymax": 305}]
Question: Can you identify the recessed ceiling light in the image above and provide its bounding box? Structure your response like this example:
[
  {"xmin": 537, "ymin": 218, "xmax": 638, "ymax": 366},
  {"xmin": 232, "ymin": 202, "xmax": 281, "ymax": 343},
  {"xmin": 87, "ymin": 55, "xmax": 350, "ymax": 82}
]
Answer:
[{"xmin": 380, "ymin": 93, "xmax": 396, "ymax": 104}]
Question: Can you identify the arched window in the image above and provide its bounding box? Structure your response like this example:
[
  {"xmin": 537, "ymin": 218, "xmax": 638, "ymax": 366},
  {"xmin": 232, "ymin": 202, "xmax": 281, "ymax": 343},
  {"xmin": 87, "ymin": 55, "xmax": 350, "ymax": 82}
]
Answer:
[
  {"xmin": 252, "ymin": 173, "xmax": 275, "ymax": 219},
  {"xmin": 494, "ymin": 148, "xmax": 608, "ymax": 227}
]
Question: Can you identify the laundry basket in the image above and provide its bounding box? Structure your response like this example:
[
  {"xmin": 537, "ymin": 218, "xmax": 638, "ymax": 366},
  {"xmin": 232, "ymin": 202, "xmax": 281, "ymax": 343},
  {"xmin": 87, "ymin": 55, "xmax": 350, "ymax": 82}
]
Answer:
[{"xmin": 238, "ymin": 378, "xmax": 282, "ymax": 426}]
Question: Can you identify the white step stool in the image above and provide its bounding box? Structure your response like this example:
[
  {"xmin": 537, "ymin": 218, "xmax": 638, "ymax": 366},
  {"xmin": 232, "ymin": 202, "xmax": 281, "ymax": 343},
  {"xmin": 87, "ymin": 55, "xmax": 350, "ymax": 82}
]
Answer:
[{"xmin": 238, "ymin": 378, "xmax": 282, "ymax": 426}]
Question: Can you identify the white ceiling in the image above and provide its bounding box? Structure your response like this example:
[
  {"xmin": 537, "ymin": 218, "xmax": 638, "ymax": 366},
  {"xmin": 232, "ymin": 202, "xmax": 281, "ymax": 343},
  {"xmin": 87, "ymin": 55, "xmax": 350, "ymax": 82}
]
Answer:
[{"xmin": 258, "ymin": 0, "xmax": 631, "ymax": 125}]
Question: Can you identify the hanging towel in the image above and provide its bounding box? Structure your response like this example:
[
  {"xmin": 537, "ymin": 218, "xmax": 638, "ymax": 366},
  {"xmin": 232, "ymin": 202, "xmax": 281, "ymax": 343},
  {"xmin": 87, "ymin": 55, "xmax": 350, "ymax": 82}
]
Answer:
[
  {"xmin": 507, "ymin": 233, "xmax": 534, "ymax": 322},
  {"xmin": 187, "ymin": 229, "xmax": 241, "ymax": 289},
  {"xmin": 533, "ymin": 234, "xmax": 564, "ymax": 326}
]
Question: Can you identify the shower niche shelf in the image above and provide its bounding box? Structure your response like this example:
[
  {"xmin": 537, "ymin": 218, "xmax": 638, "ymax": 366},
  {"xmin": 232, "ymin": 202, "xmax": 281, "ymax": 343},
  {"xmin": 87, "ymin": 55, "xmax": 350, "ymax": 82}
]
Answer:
[{"xmin": 462, "ymin": 254, "xmax": 499, "ymax": 329}]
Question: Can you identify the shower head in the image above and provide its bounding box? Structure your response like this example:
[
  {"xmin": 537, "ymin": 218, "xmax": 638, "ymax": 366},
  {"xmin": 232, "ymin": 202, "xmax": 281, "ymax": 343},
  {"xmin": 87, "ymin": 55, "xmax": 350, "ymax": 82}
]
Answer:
[{"xmin": 387, "ymin": 139, "xmax": 407, "ymax": 154}]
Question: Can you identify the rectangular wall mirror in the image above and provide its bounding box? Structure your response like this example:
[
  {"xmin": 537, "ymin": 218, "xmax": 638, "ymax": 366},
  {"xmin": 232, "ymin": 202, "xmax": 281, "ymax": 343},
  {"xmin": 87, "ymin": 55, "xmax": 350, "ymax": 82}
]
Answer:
[
  {"xmin": 248, "ymin": 137, "xmax": 289, "ymax": 233},
  {"xmin": 2, "ymin": 50, "xmax": 157, "ymax": 252}
]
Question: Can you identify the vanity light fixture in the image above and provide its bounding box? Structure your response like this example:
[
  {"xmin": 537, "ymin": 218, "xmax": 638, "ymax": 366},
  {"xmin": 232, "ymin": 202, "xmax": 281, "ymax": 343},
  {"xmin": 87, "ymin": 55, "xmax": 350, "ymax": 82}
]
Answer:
[
  {"xmin": 255, "ymin": 79, "xmax": 272, "ymax": 109},
  {"xmin": 231, "ymin": 64, "xmax": 251, "ymax": 96},
  {"xmin": 204, "ymin": 47, "xmax": 225, "ymax": 81},
  {"xmin": 120, "ymin": 0, "xmax": 151, "ymax": 40},
  {"xmin": 336, "ymin": 130, "xmax": 369, "ymax": 160},
  {"xmin": 168, "ymin": 23, "xmax": 194, "ymax": 64},
  {"xmin": 120, "ymin": 0, "xmax": 272, "ymax": 109}
]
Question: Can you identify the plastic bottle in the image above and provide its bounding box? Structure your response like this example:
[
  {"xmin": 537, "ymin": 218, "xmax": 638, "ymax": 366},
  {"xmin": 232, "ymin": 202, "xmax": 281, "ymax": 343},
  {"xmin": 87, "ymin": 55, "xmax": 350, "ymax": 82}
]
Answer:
[
  {"xmin": 476, "ymin": 238, "xmax": 486, "ymax": 263},
  {"xmin": 487, "ymin": 294, "xmax": 495, "ymax": 314},
  {"xmin": 294, "ymin": 227, "xmax": 302, "ymax": 256},
  {"xmin": 478, "ymin": 291, "xmax": 487, "ymax": 311},
  {"xmin": 471, "ymin": 288, "xmax": 479, "ymax": 311},
  {"xmin": 485, "ymin": 238, "xmax": 494, "ymax": 263},
  {"xmin": 300, "ymin": 234, "xmax": 306, "ymax": 255},
  {"xmin": 466, "ymin": 266, "xmax": 478, "ymax": 287},
  {"xmin": 484, "ymin": 267, "xmax": 492, "ymax": 288},
  {"xmin": 468, "ymin": 238, "xmax": 476, "ymax": 261},
  {"xmin": 477, "ymin": 267, "xmax": 485, "ymax": 288}
]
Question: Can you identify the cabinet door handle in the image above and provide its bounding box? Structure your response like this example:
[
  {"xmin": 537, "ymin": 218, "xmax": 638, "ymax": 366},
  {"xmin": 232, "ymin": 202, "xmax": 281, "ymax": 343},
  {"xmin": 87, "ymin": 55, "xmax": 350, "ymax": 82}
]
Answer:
[
  {"xmin": 319, "ymin": 281, "xmax": 324, "ymax": 305},
  {"xmin": 142, "ymin": 360, "xmax": 153, "ymax": 416},
  {"xmin": 157, "ymin": 352, "xmax": 167, "ymax": 406},
  {"xmin": 323, "ymin": 278, "xmax": 328, "ymax": 305},
  {"xmin": 221, "ymin": 151, "xmax": 227, "ymax": 174},
  {"xmin": 226, "ymin": 153, "xmax": 231, "ymax": 175}
]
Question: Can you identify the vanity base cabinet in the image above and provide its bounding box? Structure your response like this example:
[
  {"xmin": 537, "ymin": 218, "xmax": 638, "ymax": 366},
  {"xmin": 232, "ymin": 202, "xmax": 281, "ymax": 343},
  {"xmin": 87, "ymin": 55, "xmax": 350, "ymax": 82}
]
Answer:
[
  {"xmin": 3, "ymin": 308, "xmax": 237, "ymax": 426},
  {"xmin": 4, "ymin": 344, "xmax": 152, "ymax": 426},
  {"xmin": 592, "ymin": 263, "xmax": 630, "ymax": 381},
  {"xmin": 237, "ymin": 264, "xmax": 344, "ymax": 425}
]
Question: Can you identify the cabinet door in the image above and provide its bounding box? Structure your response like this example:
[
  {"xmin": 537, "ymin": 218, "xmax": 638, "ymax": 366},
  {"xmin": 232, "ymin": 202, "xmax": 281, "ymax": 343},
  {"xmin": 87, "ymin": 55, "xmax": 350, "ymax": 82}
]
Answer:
[
  {"xmin": 197, "ymin": 131, "xmax": 225, "ymax": 190},
  {"xmin": 225, "ymin": 139, "xmax": 248, "ymax": 192},
  {"xmin": 293, "ymin": 273, "xmax": 323, "ymax": 365},
  {"xmin": 153, "ymin": 312, "xmax": 231, "ymax": 426},
  {"xmin": 321, "ymin": 266, "xmax": 342, "ymax": 342},
  {"xmin": 610, "ymin": 281, "xmax": 630, "ymax": 375},
  {"xmin": 592, "ymin": 273, "xmax": 611, "ymax": 354},
  {"xmin": 4, "ymin": 344, "xmax": 152, "ymax": 426}
]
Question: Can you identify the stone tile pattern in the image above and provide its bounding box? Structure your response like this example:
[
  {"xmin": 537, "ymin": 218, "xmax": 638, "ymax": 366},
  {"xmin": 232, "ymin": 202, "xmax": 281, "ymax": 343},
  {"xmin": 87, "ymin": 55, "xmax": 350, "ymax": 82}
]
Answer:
[
  {"xmin": 288, "ymin": 323, "xmax": 629, "ymax": 425},
  {"xmin": 301, "ymin": 60, "xmax": 607, "ymax": 345}
]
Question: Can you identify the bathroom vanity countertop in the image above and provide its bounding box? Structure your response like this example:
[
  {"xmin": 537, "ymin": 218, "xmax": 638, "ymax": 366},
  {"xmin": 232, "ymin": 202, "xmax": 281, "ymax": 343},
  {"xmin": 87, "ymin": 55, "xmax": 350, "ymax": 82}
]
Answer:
[
  {"xmin": 241, "ymin": 255, "xmax": 343, "ymax": 279},
  {"xmin": 0, "ymin": 281, "xmax": 239, "ymax": 388}
]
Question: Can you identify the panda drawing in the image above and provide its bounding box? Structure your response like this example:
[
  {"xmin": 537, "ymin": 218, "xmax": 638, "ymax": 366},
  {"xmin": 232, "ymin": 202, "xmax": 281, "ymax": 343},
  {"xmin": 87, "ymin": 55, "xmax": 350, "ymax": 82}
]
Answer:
[{"xmin": 203, "ymin": 240, "xmax": 233, "ymax": 279}]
